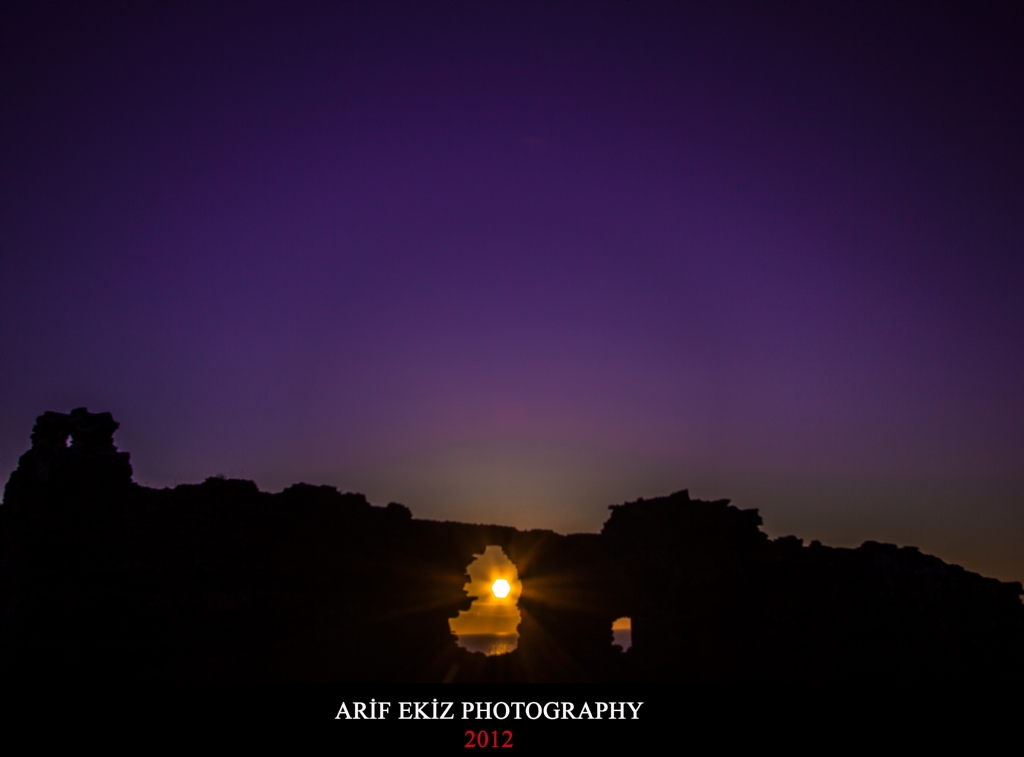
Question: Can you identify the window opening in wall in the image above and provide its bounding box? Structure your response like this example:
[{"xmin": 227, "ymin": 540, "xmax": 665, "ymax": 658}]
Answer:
[
  {"xmin": 612, "ymin": 616, "xmax": 632, "ymax": 651},
  {"xmin": 449, "ymin": 545, "xmax": 522, "ymax": 656}
]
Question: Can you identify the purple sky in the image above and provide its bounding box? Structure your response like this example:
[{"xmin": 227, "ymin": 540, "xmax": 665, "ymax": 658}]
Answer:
[{"xmin": 3, "ymin": 2, "xmax": 1022, "ymax": 580}]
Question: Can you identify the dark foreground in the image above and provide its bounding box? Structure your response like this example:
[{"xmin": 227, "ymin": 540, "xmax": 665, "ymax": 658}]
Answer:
[{"xmin": 1, "ymin": 409, "xmax": 1021, "ymax": 682}]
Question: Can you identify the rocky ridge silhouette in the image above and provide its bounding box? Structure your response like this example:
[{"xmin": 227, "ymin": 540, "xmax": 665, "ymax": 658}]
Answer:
[{"xmin": 2, "ymin": 409, "xmax": 1021, "ymax": 681}]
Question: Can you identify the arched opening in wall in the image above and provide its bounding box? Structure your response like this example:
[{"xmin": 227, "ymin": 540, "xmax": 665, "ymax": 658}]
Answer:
[
  {"xmin": 449, "ymin": 545, "xmax": 522, "ymax": 656},
  {"xmin": 612, "ymin": 617, "xmax": 632, "ymax": 651}
]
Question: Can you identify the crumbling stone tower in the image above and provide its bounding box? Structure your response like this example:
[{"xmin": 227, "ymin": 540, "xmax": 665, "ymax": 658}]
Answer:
[{"xmin": 2, "ymin": 408, "xmax": 133, "ymax": 515}]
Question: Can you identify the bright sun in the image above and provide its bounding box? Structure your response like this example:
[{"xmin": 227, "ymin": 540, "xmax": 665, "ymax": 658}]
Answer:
[{"xmin": 491, "ymin": 579, "xmax": 511, "ymax": 598}]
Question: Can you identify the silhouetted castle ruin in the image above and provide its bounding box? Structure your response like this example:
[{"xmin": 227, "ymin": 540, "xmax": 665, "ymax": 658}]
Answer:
[{"xmin": 1, "ymin": 409, "xmax": 1021, "ymax": 681}]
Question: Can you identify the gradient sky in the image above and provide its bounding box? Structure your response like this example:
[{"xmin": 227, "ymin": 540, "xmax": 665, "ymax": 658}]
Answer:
[{"xmin": 2, "ymin": 2, "xmax": 1022, "ymax": 581}]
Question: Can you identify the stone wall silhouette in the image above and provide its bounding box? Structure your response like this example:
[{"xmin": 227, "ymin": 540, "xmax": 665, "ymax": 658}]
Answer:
[{"xmin": 1, "ymin": 409, "xmax": 1021, "ymax": 681}]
